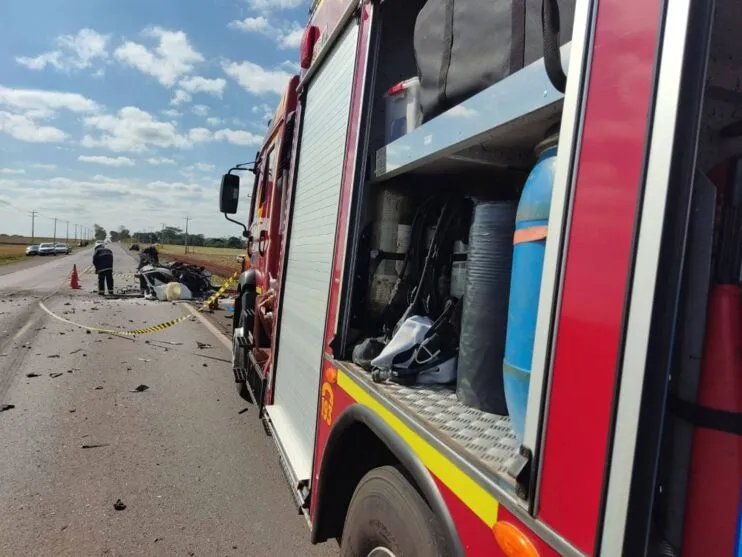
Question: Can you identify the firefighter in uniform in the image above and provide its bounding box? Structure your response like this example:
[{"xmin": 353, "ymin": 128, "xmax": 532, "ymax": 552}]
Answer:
[{"xmin": 93, "ymin": 244, "xmax": 114, "ymax": 295}]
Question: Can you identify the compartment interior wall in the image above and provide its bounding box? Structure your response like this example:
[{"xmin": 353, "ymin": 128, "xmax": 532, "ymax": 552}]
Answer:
[
  {"xmin": 655, "ymin": 0, "xmax": 742, "ymax": 551},
  {"xmin": 367, "ymin": 0, "xmax": 428, "ymax": 157}
]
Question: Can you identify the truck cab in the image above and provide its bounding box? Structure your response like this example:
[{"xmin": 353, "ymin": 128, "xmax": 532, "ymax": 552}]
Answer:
[{"xmin": 221, "ymin": 75, "xmax": 298, "ymax": 404}]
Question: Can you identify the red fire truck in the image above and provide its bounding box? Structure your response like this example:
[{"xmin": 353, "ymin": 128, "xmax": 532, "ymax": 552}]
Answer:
[{"xmin": 218, "ymin": 0, "xmax": 742, "ymax": 554}]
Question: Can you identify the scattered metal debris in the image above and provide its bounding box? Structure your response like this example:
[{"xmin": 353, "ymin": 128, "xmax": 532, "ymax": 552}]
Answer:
[
  {"xmin": 70, "ymin": 349, "xmax": 82, "ymax": 355},
  {"xmin": 81, "ymin": 443, "xmax": 109, "ymax": 449},
  {"xmin": 0, "ymin": 404, "xmax": 15, "ymax": 412},
  {"xmin": 138, "ymin": 358, "xmax": 151, "ymax": 363},
  {"xmin": 196, "ymin": 342, "xmax": 213, "ymax": 350},
  {"xmin": 49, "ymin": 373, "xmax": 63, "ymax": 378},
  {"xmin": 47, "ymin": 354, "xmax": 60, "ymax": 359},
  {"xmin": 130, "ymin": 384, "xmax": 149, "ymax": 393},
  {"xmin": 94, "ymin": 386, "xmax": 103, "ymax": 390},
  {"xmin": 26, "ymin": 373, "xmax": 40, "ymax": 378},
  {"xmin": 113, "ymin": 499, "xmax": 126, "ymax": 511},
  {"xmin": 238, "ymin": 408, "xmax": 249, "ymax": 414}
]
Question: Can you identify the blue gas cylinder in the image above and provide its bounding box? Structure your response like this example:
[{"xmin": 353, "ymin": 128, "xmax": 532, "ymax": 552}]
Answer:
[{"xmin": 503, "ymin": 136, "xmax": 558, "ymax": 442}]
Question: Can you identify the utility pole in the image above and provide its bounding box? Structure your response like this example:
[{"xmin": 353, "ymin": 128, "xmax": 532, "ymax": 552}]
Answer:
[
  {"xmin": 29, "ymin": 211, "xmax": 37, "ymax": 244},
  {"xmin": 53, "ymin": 217, "xmax": 57, "ymax": 245},
  {"xmin": 161, "ymin": 223, "xmax": 166, "ymax": 246},
  {"xmin": 184, "ymin": 216, "xmax": 191, "ymax": 254},
  {"xmin": 65, "ymin": 221, "xmax": 69, "ymax": 244},
  {"xmin": 74, "ymin": 224, "xmax": 78, "ymax": 243}
]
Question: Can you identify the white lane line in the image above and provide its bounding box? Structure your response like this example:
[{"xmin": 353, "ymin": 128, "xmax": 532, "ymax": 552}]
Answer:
[
  {"xmin": 183, "ymin": 304, "xmax": 232, "ymax": 349},
  {"xmin": 12, "ymin": 319, "xmax": 35, "ymax": 341}
]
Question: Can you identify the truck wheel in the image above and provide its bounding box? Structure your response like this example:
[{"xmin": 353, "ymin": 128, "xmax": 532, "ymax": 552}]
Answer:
[
  {"xmin": 234, "ymin": 291, "xmax": 254, "ymax": 399},
  {"xmin": 340, "ymin": 466, "xmax": 452, "ymax": 557}
]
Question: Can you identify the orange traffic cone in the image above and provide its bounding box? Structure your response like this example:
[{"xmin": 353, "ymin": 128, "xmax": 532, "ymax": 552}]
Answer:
[{"xmin": 70, "ymin": 265, "xmax": 80, "ymax": 289}]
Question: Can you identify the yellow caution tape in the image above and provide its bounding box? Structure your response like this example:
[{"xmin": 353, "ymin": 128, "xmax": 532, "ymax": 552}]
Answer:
[{"xmin": 40, "ymin": 272, "xmax": 240, "ymax": 337}]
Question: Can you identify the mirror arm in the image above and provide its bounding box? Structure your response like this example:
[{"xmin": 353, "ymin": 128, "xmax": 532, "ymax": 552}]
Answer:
[
  {"xmin": 223, "ymin": 213, "xmax": 249, "ymax": 238},
  {"xmin": 228, "ymin": 160, "xmax": 257, "ymax": 176}
]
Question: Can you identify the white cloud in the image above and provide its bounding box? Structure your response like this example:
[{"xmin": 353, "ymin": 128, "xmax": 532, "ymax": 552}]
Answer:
[
  {"xmin": 16, "ymin": 52, "xmax": 63, "ymax": 71},
  {"xmin": 194, "ymin": 162, "xmax": 215, "ymax": 172},
  {"xmin": 114, "ymin": 27, "xmax": 204, "ymax": 87},
  {"xmin": 0, "ymin": 168, "xmax": 26, "ymax": 175},
  {"xmin": 280, "ymin": 59, "xmax": 301, "ymax": 72},
  {"xmin": 147, "ymin": 157, "xmax": 176, "ymax": 166},
  {"xmin": 161, "ymin": 108, "xmax": 182, "ymax": 118},
  {"xmin": 78, "ymin": 155, "xmax": 135, "ymax": 167},
  {"xmin": 228, "ymin": 16, "xmax": 272, "ymax": 32},
  {"xmin": 82, "ymin": 106, "xmax": 190, "ymax": 153},
  {"xmin": 187, "ymin": 127, "xmax": 212, "ymax": 143},
  {"xmin": 192, "ymin": 104, "xmax": 210, "ymax": 116},
  {"xmin": 0, "ymin": 112, "xmax": 67, "ymax": 143},
  {"xmin": 16, "ymin": 29, "xmax": 110, "ymax": 72},
  {"xmin": 31, "ymin": 163, "xmax": 57, "ymax": 170},
  {"xmin": 222, "ymin": 60, "xmax": 291, "ymax": 95},
  {"xmin": 252, "ymin": 103, "xmax": 274, "ymax": 122},
  {"xmin": 58, "ymin": 29, "xmax": 110, "ymax": 68},
  {"xmin": 170, "ymin": 90, "xmax": 192, "ymax": 106},
  {"xmin": 228, "ymin": 17, "xmax": 304, "ymax": 50},
  {"xmin": 178, "ymin": 76, "xmax": 227, "ymax": 97},
  {"xmin": 213, "ymin": 128, "xmax": 262, "ymax": 146},
  {"xmin": 278, "ymin": 23, "xmax": 304, "ymax": 49},
  {"xmin": 0, "ymin": 86, "xmax": 100, "ymax": 114},
  {"xmin": 206, "ymin": 117, "xmax": 222, "ymax": 126},
  {"xmin": 245, "ymin": 0, "xmax": 304, "ymax": 11}
]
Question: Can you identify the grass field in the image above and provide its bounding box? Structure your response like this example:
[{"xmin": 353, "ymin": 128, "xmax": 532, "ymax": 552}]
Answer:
[
  {"xmin": 156, "ymin": 244, "xmax": 244, "ymax": 272},
  {"xmin": 0, "ymin": 244, "xmax": 27, "ymax": 265}
]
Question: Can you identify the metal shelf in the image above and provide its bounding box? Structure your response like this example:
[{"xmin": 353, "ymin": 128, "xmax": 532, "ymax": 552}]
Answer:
[{"xmin": 373, "ymin": 44, "xmax": 571, "ymax": 181}]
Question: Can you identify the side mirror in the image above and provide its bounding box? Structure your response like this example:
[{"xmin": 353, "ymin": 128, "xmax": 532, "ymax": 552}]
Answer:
[{"xmin": 219, "ymin": 174, "xmax": 240, "ymax": 214}]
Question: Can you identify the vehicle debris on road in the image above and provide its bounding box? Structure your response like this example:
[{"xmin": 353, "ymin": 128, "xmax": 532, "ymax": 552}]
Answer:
[
  {"xmin": 130, "ymin": 384, "xmax": 149, "ymax": 393},
  {"xmin": 0, "ymin": 404, "xmax": 15, "ymax": 412},
  {"xmin": 113, "ymin": 499, "xmax": 126, "ymax": 511}
]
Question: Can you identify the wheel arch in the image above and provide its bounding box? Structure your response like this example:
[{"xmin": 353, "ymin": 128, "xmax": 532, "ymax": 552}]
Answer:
[{"xmin": 310, "ymin": 404, "xmax": 465, "ymax": 557}]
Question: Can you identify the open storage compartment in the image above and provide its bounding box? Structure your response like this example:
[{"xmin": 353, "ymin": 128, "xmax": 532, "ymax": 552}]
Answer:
[
  {"xmin": 632, "ymin": 1, "xmax": 742, "ymax": 554},
  {"xmin": 331, "ymin": 0, "xmax": 578, "ymax": 495}
]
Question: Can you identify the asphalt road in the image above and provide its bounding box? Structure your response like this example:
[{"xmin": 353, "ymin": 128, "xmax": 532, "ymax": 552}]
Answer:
[{"xmin": 0, "ymin": 244, "xmax": 338, "ymax": 557}]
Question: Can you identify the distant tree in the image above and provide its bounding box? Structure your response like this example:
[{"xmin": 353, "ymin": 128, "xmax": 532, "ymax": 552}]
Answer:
[
  {"xmin": 190, "ymin": 234, "xmax": 205, "ymax": 247},
  {"xmin": 109, "ymin": 230, "xmax": 120, "ymax": 242},
  {"xmin": 118, "ymin": 226, "xmax": 131, "ymax": 240},
  {"xmin": 93, "ymin": 224, "xmax": 106, "ymax": 241},
  {"xmin": 227, "ymin": 236, "xmax": 242, "ymax": 249}
]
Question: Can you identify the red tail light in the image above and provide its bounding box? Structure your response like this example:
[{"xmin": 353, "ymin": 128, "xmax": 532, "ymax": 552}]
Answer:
[{"xmin": 300, "ymin": 25, "xmax": 320, "ymax": 69}]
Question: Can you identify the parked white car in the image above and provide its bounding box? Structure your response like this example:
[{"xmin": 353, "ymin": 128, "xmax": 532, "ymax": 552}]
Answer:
[
  {"xmin": 38, "ymin": 243, "xmax": 56, "ymax": 256},
  {"xmin": 54, "ymin": 243, "xmax": 71, "ymax": 255}
]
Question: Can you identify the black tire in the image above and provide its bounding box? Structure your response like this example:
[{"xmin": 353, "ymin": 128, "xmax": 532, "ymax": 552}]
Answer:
[
  {"xmin": 234, "ymin": 291, "xmax": 253, "ymax": 400},
  {"xmin": 340, "ymin": 466, "xmax": 452, "ymax": 557}
]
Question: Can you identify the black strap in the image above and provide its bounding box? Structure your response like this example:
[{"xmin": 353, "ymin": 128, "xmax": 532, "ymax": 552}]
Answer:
[
  {"xmin": 437, "ymin": 0, "xmax": 456, "ymax": 112},
  {"xmin": 542, "ymin": 0, "xmax": 567, "ymax": 93},
  {"xmin": 670, "ymin": 396, "xmax": 742, "ymax": 436}
]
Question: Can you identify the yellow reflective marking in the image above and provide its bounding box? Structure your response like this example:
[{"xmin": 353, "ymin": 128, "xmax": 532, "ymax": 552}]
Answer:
[{"xmin": 336, "ymin": 370, "xmax": 499, "ymax": 527}]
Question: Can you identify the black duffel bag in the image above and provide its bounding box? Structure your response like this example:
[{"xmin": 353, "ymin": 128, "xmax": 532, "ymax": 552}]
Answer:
[{"xmin": 414, "ymin": 0, "xmax": 575, "ymax": 122}]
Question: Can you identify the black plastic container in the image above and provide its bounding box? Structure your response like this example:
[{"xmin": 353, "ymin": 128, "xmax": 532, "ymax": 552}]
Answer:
[{"xmin": 456, "ymin": 200, "xmax": 517, "ymax": 414}]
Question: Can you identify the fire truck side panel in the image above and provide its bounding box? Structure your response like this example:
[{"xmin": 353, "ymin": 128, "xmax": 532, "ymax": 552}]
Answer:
[
  {"xmin": 309, "ymin": 1, "xmax": 373, "ymax": 516},
  {"xmin": 536, "ymin": 0, "xmax": 665, "ymax": 552},
  {"xmin": 313, "ymin": 364, "xmax": 567, "ymax": 556},
  {"xmin": 268, "ymin": 21, "xmax": 360, "ymax": 487},
  {"xmin": 320, "ymin": 2, "xmax": 373, "ymax": 358},
  {"xmin": 305, "ymin": 0, "xmax": 356, "ymax": 70}
]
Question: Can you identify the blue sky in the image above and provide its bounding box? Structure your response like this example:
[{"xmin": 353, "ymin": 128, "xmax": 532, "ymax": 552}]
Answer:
[{"xmin": 0, "ymin": 0, "xmax": 307, "ymax": 239}]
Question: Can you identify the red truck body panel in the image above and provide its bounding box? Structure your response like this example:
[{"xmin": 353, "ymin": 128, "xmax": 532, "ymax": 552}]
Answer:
[{"xmin": 536, "ymin": 0, "xmax": 664, "ymax": 552}]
